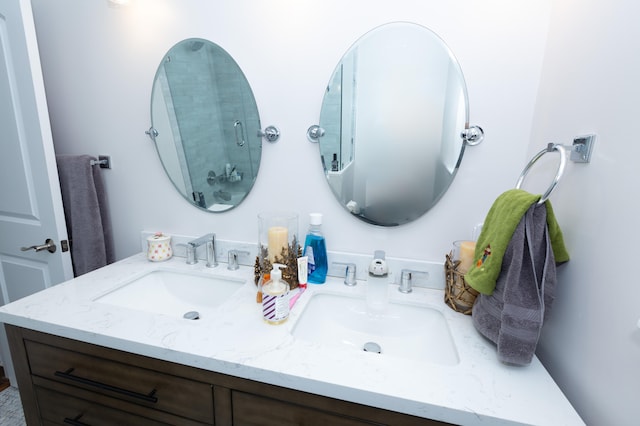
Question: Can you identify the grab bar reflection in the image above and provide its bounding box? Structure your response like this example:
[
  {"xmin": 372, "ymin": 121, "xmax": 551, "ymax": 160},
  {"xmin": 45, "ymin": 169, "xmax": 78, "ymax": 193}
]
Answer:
[{"xmin": 234, "ymin": 120, "xmax": 245, "ymax": 147}]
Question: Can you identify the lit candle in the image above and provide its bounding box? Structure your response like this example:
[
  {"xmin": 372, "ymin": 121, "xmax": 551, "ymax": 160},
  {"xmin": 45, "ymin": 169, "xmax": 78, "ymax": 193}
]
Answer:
[
  {"xmin": 458, "ymin": 241, "xmax": 476, "ymax": 274},
  {"xmin": 268, "ymin": 226, "xmax": 288, "ymax": 262}
]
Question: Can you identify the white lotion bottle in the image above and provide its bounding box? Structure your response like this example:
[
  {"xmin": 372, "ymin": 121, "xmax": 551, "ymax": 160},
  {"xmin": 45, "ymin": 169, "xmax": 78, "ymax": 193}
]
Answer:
[
  {"xmin": 366, "ymin": 250, "xmax": 389, "ymax": 314},
  {"xmin": 262, "ymin": 263, "xmax": 290, "ymax": 324}
]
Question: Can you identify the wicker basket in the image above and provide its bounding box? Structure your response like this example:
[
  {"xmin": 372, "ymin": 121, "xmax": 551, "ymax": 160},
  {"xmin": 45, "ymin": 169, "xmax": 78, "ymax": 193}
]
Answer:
[{"xmin": 444, "ymin": 252, "xmax": 479, "ymax": 315}]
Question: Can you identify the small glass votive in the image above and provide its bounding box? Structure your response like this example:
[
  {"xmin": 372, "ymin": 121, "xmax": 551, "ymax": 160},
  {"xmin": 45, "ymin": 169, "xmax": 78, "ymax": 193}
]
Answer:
[
  {"xmin": 445, "ymin": 240, "xmax": 479, "ymax": 315},
  {"xmin": 452, "ymin": 240, "xmax": 476, "ymax": 274}
]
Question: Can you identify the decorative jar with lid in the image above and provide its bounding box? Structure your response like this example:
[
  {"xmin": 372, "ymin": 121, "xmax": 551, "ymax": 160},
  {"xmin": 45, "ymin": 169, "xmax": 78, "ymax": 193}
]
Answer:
[{"xmin": 147, "ymin": 232, "xmax": 172, "ymax": 262}]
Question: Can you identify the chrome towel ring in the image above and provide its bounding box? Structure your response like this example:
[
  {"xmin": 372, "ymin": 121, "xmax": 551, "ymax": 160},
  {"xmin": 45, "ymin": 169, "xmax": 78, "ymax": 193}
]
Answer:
[{"xmin": 515, "ymin": 143, "xmax": 567, "ymax": 204}]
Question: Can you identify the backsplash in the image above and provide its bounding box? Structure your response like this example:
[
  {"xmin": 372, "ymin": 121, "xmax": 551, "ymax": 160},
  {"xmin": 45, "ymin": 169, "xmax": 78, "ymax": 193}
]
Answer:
[{"xmin": 140, "ymin": 231, "xmax": 445, "ymax": 289}]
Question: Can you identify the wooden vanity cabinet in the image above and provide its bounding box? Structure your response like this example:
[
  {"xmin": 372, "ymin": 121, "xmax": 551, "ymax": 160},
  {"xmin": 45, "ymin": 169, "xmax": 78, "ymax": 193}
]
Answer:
[
  {"xmin": 6, "ymin": 325, "xmax": 215, "ymax": 425},
  {"xmin": 6, "ymin": 325, "xmax": 448, "ymax": 425}
]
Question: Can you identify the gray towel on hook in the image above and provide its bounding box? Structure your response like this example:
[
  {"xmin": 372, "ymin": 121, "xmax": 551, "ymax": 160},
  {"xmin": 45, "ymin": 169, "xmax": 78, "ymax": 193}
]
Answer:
[
  {"xmin": 472, "ymin": 202, "xmax": 557, "ymax": 366},
  {"xmin": 56, "ymin": 155, "xmax": 115, "ymax": 276}
]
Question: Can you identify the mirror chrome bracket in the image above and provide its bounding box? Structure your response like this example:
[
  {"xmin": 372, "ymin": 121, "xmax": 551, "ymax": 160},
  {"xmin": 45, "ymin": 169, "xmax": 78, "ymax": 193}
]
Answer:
[
  {"xmin": 258, "ymin": 125, "xmax": 280, "ymax": 143},
  {"xmin": 461, "ymin": 125, "xmax": 484, "ymax": 146},
  {"xmin": 306, "ymin": 125, "xmax": 325, "ymax": 143},
  {"xmin": 145, "ymin": 126, "xmax": 159, "ymax": 142}
]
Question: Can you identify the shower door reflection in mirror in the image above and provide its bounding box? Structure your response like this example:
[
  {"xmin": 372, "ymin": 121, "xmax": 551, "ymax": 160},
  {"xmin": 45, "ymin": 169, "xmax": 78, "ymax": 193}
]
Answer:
[{"xmin": 151, "ymin": 38, "xmax": 262, "ymax": 212}]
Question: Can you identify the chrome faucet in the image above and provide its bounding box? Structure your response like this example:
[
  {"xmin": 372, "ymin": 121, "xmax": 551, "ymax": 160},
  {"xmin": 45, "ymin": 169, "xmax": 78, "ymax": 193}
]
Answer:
[
  {"xmin": 186, "ymin": 233, "xmax": 218, "ymax": 267},
  {"xmin": 399, "ymin": 269, "xmax": 429, "ymax": 293}
]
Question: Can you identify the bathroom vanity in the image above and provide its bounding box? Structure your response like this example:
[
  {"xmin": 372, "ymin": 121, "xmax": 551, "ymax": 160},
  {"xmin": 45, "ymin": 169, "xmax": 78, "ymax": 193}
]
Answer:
[{"xmin": 0, "ymin": 253, "xmax": 584, "ymax": 425}]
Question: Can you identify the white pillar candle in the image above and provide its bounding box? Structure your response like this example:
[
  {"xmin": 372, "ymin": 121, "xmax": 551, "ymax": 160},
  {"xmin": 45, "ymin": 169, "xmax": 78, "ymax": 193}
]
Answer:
[
  {"xmin": 268, "ymin": 226, "xmax": 288, "ymax": 262},
  {"xmin": 458, "ymin": 241, "xmax": 476, "ymax": 274}
]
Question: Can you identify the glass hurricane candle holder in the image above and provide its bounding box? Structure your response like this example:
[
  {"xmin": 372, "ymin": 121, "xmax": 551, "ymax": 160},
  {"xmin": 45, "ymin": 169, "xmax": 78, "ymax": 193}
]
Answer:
[
  {"xmin": 445, "ymin": 240, "xmax": 479, "ymax": 315},
  {"xmin": 452, "ymin": 240, "xmax": 476, "ymax": 274},
  {"xmin": 256, "ymin": 212, "xmax": 301, "ymax": 289}
]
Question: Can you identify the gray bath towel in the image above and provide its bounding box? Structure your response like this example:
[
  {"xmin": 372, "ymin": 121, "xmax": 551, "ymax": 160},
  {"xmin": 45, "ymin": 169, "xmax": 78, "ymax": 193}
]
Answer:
[
  {"xmin": 56, "ymin": 155, "xmax": 114, "ymax": 276},
  {"xmin": 472, "ymin": 202, "xmax": 558, "ymax": 366}
]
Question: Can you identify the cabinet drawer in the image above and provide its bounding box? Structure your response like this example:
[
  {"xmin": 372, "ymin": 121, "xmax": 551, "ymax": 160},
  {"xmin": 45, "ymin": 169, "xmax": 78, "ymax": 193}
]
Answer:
[
  {"xmin": 232, "ymin": 390, "xmax": 371, "ymax": 426},
  {"xmin": 231, "ymin": 388, "xmax": 449, "ymax": 426},
  {"xmin": 36, "ymin": 385, "xmax": 173, "ymax": 426},
  {"xmin": 26, "ymin": 339, "xmax": 214, "ymax": 424}
]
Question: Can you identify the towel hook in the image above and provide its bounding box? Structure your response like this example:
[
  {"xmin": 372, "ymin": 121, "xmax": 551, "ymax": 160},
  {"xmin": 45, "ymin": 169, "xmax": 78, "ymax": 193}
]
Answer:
[{"xmin": 515, "ymin": 143, "xmax": 567, "ymax": 204}]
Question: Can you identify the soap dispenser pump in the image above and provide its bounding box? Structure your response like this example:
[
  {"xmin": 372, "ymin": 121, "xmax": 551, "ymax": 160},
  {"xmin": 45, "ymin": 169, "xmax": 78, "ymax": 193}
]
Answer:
[{"xmin": 262, "ymin": 263, "xmax": 290, "ymax": 325}]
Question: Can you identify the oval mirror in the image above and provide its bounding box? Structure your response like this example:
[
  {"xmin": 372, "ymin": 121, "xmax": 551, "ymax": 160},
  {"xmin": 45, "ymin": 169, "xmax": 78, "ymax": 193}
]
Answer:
[
  {"xmin": 149, "ymin": 38, "xmax": 262, "ymax": 212},
  {"xmin": 317, "ymin": 23, "xmax": 477, "ymax": 226}
]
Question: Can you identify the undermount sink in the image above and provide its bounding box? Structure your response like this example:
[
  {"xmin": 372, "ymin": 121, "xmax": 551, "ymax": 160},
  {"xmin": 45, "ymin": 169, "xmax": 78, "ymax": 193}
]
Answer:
[
  {"xmin": 94, "ymin": 269, "xmax": 245, "ymax": 319},
  {"xmin": 292, "ymin": 293, "xmax": 459, "ymax": 365}
]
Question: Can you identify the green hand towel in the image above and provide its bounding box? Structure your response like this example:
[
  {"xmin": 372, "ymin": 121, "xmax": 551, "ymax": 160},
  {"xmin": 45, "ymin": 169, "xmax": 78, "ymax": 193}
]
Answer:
[{"xmin": 464, "ymin": 189, "xmax": 569, "ymax": 295}]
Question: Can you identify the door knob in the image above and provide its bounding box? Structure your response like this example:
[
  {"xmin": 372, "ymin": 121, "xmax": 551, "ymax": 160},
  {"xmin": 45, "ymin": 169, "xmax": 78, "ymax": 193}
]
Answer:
[{"xmin": 21, "ymin": 238, "xmax": 57, "ymax": 253}]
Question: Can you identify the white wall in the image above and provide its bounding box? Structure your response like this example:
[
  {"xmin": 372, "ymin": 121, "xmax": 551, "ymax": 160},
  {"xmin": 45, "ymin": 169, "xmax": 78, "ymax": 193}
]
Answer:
[
  {"xmin": 531, "ymin": 0, "xmax": 640, "ymax": 424},
  {"xmin": 29, "ymin": 0, "xmax": 550, "ymax": 262},
  {"xmin": 37, "ymin": 0, "xmax": 640, "ymax": 423}
]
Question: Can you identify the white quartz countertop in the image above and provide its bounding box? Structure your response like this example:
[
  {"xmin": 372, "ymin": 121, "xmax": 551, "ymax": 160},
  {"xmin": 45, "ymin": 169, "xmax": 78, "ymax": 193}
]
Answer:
[{"xmin": 0, "ymin": 253, "xmax": 584, "ymax": 425}]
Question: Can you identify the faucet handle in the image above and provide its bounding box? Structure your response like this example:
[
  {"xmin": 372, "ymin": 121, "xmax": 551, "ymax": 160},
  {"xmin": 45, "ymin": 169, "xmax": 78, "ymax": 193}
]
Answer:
[
  {"xmin": 399, "ymin": 269, "xmax": 429, "ymax": 293},
  {"xmin": 333, "ymin": 262, "xmax": 357, "ymax": 286},
  {"xmin": 227, "ymin": 249, "xmax": 250, "ymax": 271},
  {"xmin": 175, "ymin": 243, "xmax": 198, "ymax": 265},
  {"xmin": 185, "ymin": 244, "xmax": 198, "ymax": 265}
]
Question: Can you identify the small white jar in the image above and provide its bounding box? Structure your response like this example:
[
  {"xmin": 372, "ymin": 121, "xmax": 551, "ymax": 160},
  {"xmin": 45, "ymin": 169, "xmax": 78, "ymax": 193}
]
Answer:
[{"xmin": 147, "ymin": 232, "xmax": 172, "ymax": 262}]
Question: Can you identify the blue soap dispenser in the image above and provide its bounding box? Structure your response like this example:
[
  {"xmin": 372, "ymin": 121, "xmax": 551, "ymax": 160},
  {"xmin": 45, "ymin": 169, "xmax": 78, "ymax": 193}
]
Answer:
[{"xmin": 304, "ymin": 213, "xmax": 328, "ymax": 284}]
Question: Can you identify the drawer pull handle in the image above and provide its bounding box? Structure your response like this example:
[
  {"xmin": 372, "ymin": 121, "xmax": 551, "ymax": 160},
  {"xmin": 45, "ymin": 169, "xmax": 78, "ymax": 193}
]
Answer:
[
  {"xmin": 64, "ymin": 414, "xmax": 89, "ymax": 426},
  {"xmin": 55, "ymin": 368, "xmax": 159, "ymax": 403}
]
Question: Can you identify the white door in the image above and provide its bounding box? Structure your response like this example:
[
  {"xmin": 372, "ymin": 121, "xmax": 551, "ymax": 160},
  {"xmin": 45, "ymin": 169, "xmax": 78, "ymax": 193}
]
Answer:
[{"xmin": 0, "ymin": 0, "xmax": 74, "ymax": 384}]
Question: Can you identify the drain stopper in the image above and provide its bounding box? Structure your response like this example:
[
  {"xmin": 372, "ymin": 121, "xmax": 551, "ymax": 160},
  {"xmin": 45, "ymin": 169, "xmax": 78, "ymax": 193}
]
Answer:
[
  {"xmin": 183, "ymin": 311, "xmax": 200, "ymax": 320},
  {"xmin": 363, "ymin": 342, "xmax": 382, "ymax": 354}
]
